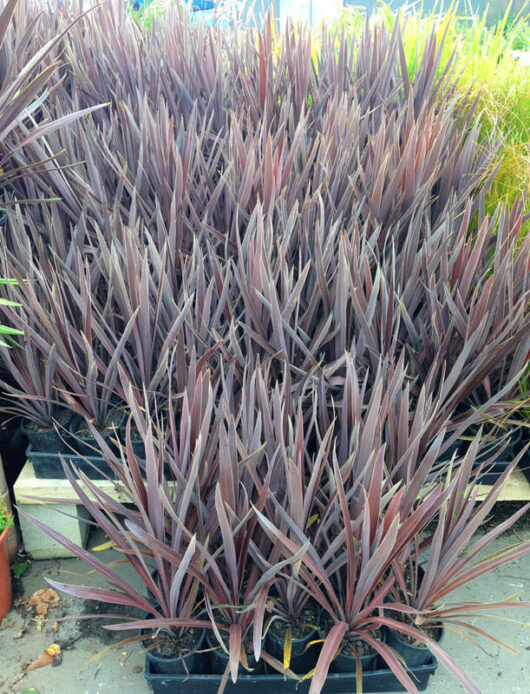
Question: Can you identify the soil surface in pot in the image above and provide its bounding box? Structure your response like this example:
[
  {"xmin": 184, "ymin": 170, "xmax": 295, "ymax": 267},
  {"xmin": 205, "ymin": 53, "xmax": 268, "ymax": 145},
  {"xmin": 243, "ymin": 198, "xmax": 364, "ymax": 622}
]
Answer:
[
  {"xmin": 143, "ymin": 627, "xmax": 202, "ymax": 659},
  {"xmin": 129, "ymin": 425, "xmax": 143, "ymax": 441},
  {"xmin": 340, "ymin": 631, "xmax": 381, "ymax": 657},
  {"xmin": 320, "ymin": 614, "xmax": 382, "ymax": 656},
  {"xmin": 24, "ymin": 410, "xmax": 71, "ymax": 433},
  {"xmin": 75, "ymin": 408, "xmax": 124, "ymax": 439},
  {"xmin": 269, "ymin": 603, "xmax": 318, "ymax": 640}
]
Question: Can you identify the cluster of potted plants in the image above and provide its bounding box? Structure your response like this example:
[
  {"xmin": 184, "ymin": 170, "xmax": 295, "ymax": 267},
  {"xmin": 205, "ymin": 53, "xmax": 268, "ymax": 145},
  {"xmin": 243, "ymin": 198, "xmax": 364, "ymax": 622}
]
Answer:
[
  {"xmin": 23, "ymin": 386, "xmax": 530, "ymax": 694},
  {"xmin": 0, "ymin": 1, "xmax": 528, "ymax": 692}
]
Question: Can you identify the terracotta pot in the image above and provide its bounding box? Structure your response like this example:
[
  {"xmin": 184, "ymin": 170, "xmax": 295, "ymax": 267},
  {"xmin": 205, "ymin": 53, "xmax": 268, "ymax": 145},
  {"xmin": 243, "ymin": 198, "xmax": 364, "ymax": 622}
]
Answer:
[{"xmin": 0, "ymin": 526, "xmax": 12, "ymax": 620}]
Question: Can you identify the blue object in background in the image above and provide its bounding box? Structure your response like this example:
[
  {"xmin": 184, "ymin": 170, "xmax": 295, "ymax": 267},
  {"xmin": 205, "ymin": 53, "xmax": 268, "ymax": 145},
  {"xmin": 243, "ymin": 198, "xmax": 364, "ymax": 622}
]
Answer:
[{"xmin": 132, "ymin": 0, "xmax": 217, "ymax": 9}]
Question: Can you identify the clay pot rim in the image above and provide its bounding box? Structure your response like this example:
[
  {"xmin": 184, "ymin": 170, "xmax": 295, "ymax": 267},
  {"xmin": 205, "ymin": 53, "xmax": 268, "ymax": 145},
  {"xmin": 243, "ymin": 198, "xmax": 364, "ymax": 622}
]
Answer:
[{"xmin": 0, "ymin": 525, "xmax": 10, "ymax": 545}]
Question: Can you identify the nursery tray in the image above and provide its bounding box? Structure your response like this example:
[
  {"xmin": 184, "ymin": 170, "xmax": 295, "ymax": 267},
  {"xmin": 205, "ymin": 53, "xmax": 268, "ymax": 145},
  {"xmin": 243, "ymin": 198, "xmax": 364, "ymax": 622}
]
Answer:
[
  {"xmin": 145, "ymin": 657, "xmax": 439, "ymax": 693},
  {"xmin": 26, "ymin": 445, "xmax": 116, "ymax": 480}
]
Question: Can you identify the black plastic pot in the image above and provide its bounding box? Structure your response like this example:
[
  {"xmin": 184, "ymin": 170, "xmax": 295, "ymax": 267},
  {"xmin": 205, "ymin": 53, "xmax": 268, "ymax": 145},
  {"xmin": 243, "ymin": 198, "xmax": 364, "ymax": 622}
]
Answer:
[
  {"xmin": 144, "ymin": 628, "xmax": 206, "ymax": 675},
  {"xmin": 26, "ymin": 445, "xmax": 116, "ymax": 480},
  {"xmin": 330, "ymin": 644, "xmax": 377, "ymax": 673},
  {"xmin": 21, "ymin": 415, "xmax": 74, "ymax": 454},
  {"xmin": 265, "ymin": 621, "xmax": 319, "ymax": 674},
  {"xmin": 318, "ymin": 624, "xmax": 385, "ymax": 674},
  {"xmin": 385, "ymin": 624, "xmax": 443, "ymax": 667},
  {"xmin": 145, "ymin": 656, "xmax": 439, "ymax": 693},
  {"xmin": 130, "ymin": 437, "xmax": 146, "ymax": 459},
  {"xmin": 205, "ymin": 631, "xmax": 264, "ymax": 675},
  {"xmin": 472, "ymin": 426, "xmax": 522, "ymax": 464},
  {"xmin": 69, "ymin": 410, "xmax": 126, "ymax": 457},
  {"xmin": 519, "ymin": 427, "xmax": 530, "ymax": 483}
]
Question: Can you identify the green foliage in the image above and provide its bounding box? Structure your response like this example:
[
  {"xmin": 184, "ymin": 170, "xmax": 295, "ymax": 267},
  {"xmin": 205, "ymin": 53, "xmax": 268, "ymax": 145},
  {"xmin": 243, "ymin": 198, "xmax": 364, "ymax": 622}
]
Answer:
[
  {"xmin": 130, "ymin": 0, "xmax": 184, "ymax": 31},
  {"xmin": 0, "ymin": 279, "xmax": 22, "ymax": 348},
  {"xmin": 0, "ymin": 502, "xmax": 13, "ymax": 534},
  {"xmin": 11, "ymin": 561, "xmax": 30, "ymax": 578}
]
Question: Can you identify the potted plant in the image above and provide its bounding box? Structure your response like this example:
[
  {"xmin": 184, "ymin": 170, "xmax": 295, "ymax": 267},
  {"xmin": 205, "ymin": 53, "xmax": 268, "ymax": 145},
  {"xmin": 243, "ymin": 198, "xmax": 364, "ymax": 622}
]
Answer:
[
  {"xmin": 252, "ymin": 403, "xmax": 335, "ymax": 675},
  {"xmin": 382, "ymin": 442, "xmax": 530, "ymax": 671},
  {"xmin": 19, "ymin": 410, "xmax": 215, "ymax": 672},
  {"xmin": 0, "ymin": 339, "xmax": 74, "ymax": 455},
  {"xmin": 17, "ymin": 379, "xmax": 300, "ymax": 683},
  {"xmin": 255, "ymin": 445, "xmax": 451, "ymax": 692},
  {"xmin": 0, "ymin": 500, "xmax": 13, "ymax": 620}
]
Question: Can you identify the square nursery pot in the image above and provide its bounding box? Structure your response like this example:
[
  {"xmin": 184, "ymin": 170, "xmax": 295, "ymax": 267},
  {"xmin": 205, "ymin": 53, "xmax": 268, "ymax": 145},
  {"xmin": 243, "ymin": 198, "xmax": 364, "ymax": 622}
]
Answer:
[
  {"xmin": 144, "ymin": 653, "xmax": 439, "ymax": 693},
  {"xmin": 26, "ymin": 445, "xmax": 116, "ymax": 480},
  {"xmin": 436, "ymin": 428, "xmax": 524, "ymax": 484},
  {"xmin": 385, "ymin": 624, "xmax": 444, "ymax": 668},
  {"xmin": 265, "ymin": 621, "xmax": 320, "ymax": 674},
  {"xmin": 143, "ymin": 628, "xmax": 207, "ymax": 676},
  {"xmin": 518, "ymin": 427, "xmax": 530, "ymax": 483},
  {"xmin": 469, "ymin": 427, "xmax": 523, "ymax": 484},
  {"xmin": 21, "ymin": 414, "xmax": 75, "ymax": 455},
  {"xmin": 68, "ymin": 410, "xmax": 126, "ymax": 457}
]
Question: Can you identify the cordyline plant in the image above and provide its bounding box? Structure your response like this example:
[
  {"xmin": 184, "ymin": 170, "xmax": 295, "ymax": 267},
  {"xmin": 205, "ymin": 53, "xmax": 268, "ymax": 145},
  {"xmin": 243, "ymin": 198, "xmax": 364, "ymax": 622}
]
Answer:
[
  {"xmin": 0, "ymin": 6, "xmax": 528, "ymax": 694},
  {"xmin": 0, "ymin": 249, "xmax": 128, "ymax": 432},
  {"xmin": 0, "ymin": 0, "xmax": 103, "ymax": 198},
  {"xmin": 18, "ymin": 370, "xmax": 222, "ymax": 655},
  {"xmin": 255, "ymin": 437, "xmax": 530, "ymax": 694},
  {"xmin": 253, "ymin": 444, "xmax": 451, "ymax": 692},
  {"xmin": 19, "ymin": 366, "xmax": 308, "ymax": 681},
  {"xmin": 378, "ymin": 441, "xmax": 530, "ymax": 694},
  {"xmin": 4, "ymin": 4, "xmax": 500, "ymax": 253},
  {"xmin": 183, "ymin": 367, "xmax": 314, "ymax": 685},
  {"xmin": 0, "ymin": 335, "xmax": 62, "ymax": 428},
  {"xmin": 1, "ymin": 1, "xmax": 527, "ymax": 438}
]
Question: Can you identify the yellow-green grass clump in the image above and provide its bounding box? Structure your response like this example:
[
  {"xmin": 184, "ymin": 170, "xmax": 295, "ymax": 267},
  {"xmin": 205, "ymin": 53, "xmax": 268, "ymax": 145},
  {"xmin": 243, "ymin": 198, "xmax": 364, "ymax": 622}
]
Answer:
[{"xmin": 328, "ymin": 1, "xmax": 529, "ymax": 236}]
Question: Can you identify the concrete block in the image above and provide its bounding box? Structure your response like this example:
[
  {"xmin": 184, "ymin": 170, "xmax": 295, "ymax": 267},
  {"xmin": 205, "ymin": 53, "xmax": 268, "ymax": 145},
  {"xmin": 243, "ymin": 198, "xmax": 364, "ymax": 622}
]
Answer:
[{"xmin": 17, "ymin": 502, "xmax": 91, "ymax": 560}]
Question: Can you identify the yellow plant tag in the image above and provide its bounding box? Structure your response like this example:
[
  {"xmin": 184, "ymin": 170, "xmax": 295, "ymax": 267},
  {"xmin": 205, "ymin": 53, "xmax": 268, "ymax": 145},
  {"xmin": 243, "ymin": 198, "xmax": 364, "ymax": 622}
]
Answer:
[
  {"xmin": 283, "ymin": 626, "xmax": 292, "ymax": 670},
  {"xmin": 91, "ymin": 540, "xmax": 116, "ymax": 552}
]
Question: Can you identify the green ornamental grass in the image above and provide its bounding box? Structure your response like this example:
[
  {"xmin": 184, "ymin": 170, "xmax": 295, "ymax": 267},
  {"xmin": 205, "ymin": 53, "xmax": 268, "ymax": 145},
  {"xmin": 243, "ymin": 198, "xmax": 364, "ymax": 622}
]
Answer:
[
  {"xmin": 330, "ymin": 1, "xmax": 530, "ymax": 235},
  {"xmin": 0, "ymin": 503, "xmax": 13, "ymax": 534}
]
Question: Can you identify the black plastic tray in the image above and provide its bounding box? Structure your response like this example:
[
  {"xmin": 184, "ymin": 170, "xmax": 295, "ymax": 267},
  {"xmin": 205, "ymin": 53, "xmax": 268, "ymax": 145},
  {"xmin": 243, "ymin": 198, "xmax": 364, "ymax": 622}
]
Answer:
[
  {"xmin": 145, "ymin": 656, "xmax": 439, "ymax": 693},
  {"xmin": 26, "ymin": 445, "xmax": 116, "ymax": 480}
]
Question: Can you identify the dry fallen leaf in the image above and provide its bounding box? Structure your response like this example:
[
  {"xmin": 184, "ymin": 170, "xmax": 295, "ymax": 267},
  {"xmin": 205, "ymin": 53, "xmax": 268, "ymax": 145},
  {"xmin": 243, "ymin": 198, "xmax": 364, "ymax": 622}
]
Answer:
[
  {"xmin": 26, "ymin": 589, "xmax": 60, "ymax": 618},
  {"xmin": 26, "ymin": 644, "xmax": 62, "ymax": 671},
  {"xmin": 10, "ymin": 670, "xmax": 26, "ymax": 685},
  {"xmin": 13, "ymin": 624, "xmax": 27, "ymax": 639}
]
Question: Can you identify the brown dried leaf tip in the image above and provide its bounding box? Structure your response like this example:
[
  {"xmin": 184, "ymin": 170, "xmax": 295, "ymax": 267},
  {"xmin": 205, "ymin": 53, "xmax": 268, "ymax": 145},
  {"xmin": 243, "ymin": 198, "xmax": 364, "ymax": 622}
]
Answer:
[{"xmin": 26, "ymin": 643, "xmax": 62, "ymax": 671}]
